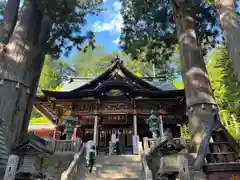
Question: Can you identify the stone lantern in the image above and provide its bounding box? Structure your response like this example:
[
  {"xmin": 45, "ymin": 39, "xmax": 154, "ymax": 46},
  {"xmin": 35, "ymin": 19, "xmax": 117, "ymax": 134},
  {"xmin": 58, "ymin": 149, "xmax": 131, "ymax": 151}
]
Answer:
[
  {"xmin": 60, "ymin": 115, "xmax": 80, "ymax": 140},
  {"xmin": 146, "ymin": 109, "xmax": 160, "ymax": 139}
]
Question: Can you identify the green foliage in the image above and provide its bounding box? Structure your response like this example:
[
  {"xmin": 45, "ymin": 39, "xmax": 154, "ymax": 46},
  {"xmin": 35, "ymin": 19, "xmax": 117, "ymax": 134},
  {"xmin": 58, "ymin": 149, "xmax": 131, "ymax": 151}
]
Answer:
[
  {"xmin": 207, "ymin": 45, "xmax": 240, "ymax": 138},
  {"xmin": 40, "ymin": 0, "xmax": 104, "ymax": 57},
  {"xmin": 30, "ymin": 116, "xmax": 52, "ymax": 124},
  {"xmin": 37, "ymin": 55, "xmax": 61, "ymax": 93},
  {"xmin": 69, "ymin": 45, "xmax": 153, "ymax": 77},
  {"xmin": 30, "ymin": 55, "xmax": 65, "ymax": 122},
  {"xmin": 125, "ymin": 59, "xmax": 152, "ymax": 77},
  {"xmin": 120, "ymin": 0, "xmax": 220, "ymax": 64},
  {"xmin": 42, "ymin": 158, "xmax": 49, "ymax": 169},
  {"xmin": 173, "ymin": 79, "xmax": 184, "ymax": 89},
  {"xmin": 69, "ymin": 45, "xmax": 112, "ymax": 76}
]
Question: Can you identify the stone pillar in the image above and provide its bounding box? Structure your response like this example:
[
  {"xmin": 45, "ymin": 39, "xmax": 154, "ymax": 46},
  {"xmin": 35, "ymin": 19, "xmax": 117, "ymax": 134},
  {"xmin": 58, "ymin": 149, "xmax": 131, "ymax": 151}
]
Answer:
[
  {"xmin": 93, "ymin": 110, "xmax": 98, "ymax": 145},
  {"xmin": 133, "ymin": 109, "xmax": 138, "ymax": 154}
]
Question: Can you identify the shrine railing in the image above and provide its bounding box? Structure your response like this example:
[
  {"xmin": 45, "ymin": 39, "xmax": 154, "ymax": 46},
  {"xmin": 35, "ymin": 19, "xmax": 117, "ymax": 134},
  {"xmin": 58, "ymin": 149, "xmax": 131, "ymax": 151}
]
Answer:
[
  {"xmin": 61, "ymin": 143, "xmax": 86, "ymax": 180},
  {"xmin": 143, "ymin": 137, "xmax": 187, "ymax": 153},
  {"xmin": 47, "ymin": 139, "xmax": 81, "ymax": 154},
  {"xmin": 138, "ymin": 141, "xmax": 152, "ymax": 180}
]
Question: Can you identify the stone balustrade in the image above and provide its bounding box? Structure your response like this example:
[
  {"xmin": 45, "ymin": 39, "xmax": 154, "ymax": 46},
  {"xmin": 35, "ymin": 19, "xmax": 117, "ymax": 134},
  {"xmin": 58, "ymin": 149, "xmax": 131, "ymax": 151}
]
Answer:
[
  {"xmin": 138, "ymin": 141, "xmax": 153, "ymax": 180},
  {"xmin": 143, "ymin": 137, "xmax": 187, "ymax": 153},
  {"xmin": 47, "ymin": 139, "xmax": 81, "ymax": 154}
]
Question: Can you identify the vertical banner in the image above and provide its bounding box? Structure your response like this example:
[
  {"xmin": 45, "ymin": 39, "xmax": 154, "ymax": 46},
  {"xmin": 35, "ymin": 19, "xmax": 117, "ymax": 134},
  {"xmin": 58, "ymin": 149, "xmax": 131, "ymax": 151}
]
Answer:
[{"xmin": 3, "ymin": 154, "xmax": 19, "ymax": 180}]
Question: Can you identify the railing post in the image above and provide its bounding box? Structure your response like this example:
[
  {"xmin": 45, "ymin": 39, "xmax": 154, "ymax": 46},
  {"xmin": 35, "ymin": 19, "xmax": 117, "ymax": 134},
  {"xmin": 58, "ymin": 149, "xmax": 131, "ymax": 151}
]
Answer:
[
  {"xmin": 76, "ymin": 138, "xmax": 80, "ymax": 152},
  {"xmin": 178, "ymin": 154, "xmax": 190, "ymax": 180},
  {"xmin": 143, "ymin": 137, "xmax": 149, "ymax": 153},
  {"xmin": 52, "ymin": 139, "xmax": 56, "ymax": 151}
]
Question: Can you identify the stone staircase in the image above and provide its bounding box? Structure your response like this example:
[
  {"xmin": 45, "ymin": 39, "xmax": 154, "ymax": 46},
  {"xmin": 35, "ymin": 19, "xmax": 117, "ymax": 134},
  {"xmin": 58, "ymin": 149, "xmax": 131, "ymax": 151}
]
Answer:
[{"xmin": 77, "ymin": 155, "xmax": 143, "ymax": 180}]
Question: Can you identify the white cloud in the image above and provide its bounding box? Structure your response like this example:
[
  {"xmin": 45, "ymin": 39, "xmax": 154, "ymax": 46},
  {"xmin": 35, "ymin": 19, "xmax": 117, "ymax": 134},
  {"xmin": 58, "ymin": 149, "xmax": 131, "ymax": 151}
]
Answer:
[
  {"xmin": 91, "ymin": 0, "xmax": 123, "ymax": 34},
  {"xmin": 113, "ymin": 38, "xmax": 120, "ymax": 45}
]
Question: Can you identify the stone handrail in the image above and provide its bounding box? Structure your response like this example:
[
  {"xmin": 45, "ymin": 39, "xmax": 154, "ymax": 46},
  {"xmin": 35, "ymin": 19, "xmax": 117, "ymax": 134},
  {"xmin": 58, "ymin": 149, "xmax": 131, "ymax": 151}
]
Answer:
[
  {"xmin": 138, "ymin": 141, "xmax": 152, "ymax": 180},
  {"xmin": 143, "ymin": 137, "xmax": 186, "ymax": 153},
  {"xmin": 47, "ymin": 139, "xmax": 81, "ymax": 153},
  {"xmin": 61, "ymin": 143, "xmax": 85, "ymax": 180}
]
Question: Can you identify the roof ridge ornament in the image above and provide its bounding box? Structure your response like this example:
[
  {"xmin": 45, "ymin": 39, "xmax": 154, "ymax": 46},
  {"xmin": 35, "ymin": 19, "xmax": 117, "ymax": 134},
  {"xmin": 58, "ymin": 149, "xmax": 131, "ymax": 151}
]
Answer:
[{"xmin": 115, "ymin": 54, "xmax": 123, "ymax": 65}]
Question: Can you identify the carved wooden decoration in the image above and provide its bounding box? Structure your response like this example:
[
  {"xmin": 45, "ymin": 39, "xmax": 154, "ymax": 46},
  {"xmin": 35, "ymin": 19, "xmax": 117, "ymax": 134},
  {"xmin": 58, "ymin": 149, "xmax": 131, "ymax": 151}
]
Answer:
[
  {"xmin": 100, "ymin": 101, "xmax": 133, "ymax": 114},
  {"xmin": 135, "ymin": 100, "xmax": 171, "ymax": 114},
  {"xmin": 102, "ymin": 114, "xmax": 128, "ymax": 124},
  {"xmin": 73, "ymin": 101, "xmax": 97, "ymax": 115}
]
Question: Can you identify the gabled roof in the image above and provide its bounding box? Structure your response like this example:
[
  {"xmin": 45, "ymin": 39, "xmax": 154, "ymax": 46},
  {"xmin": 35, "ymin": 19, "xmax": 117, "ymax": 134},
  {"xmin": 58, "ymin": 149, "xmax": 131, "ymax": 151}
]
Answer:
[
  {"xmin": 13, "ymin": 134, "xmax": 53, "ymax": 154},
  {"xmin": 41, "ymin": 57, "xmax": 184, "ymax": 99},
  {"xmin": 61, "ymin": 59, "xmax": 160, "ymax": 92}
]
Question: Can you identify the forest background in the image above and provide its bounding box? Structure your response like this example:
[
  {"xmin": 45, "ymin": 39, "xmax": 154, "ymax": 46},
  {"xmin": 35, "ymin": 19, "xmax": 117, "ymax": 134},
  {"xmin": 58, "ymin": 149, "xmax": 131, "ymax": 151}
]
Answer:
[
  {"xmin": 22, "ymin": 0, "xmax": 240, "ymax": 139},
  {"xmin": 30, "ymin": 44, "xmax": 240, "ymax": 139}
]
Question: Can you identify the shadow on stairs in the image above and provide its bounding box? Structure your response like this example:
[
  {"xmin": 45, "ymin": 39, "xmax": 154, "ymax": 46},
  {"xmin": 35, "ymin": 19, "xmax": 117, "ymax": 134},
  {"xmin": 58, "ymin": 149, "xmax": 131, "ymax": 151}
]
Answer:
[{"xmin": 76, "ymin": 155, "xmax": 143, "ymax": 180}]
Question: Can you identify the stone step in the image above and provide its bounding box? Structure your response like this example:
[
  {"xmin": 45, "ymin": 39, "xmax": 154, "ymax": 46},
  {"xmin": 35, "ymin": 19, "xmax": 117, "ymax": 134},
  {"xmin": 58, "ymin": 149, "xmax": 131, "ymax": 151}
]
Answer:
[
  {"xmin": 96, "ymin": 155, "xmax": 141, "ymax": 164},
  {"xmin": 77, "ymin": 155, "xmax": 143, "ymax": 180}
]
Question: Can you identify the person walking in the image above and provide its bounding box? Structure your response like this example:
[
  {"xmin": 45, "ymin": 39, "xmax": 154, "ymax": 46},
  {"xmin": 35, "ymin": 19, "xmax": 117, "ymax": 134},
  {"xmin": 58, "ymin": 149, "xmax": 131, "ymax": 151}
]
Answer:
[
  {"xmin": 86, "ymin": 140, "xmax": 96, "ymax": 173},
  {"xmin": 88, "ymin": 145, "xmax": 96, "ymax": 173}
]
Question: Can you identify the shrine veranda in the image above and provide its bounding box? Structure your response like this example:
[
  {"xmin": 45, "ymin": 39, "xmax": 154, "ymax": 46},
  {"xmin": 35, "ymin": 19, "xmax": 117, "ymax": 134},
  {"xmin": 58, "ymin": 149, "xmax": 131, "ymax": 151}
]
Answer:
[{"xmin": 34, "ymin": 59, "xmax": 187, "ymax": 151}]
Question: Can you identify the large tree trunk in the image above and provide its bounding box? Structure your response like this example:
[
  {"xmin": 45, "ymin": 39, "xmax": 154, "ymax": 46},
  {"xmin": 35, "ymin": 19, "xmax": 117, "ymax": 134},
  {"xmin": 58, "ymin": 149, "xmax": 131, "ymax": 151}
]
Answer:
[
  {"xmin": 0, "ymin": 0, "xmax": 45, "ymax": 151},
  {"xmin": 0, "ymin": 0, "xmax": 20, "ymax": 44},
  {"xmin": 216, "ymin": 0, "xmax": 240, "ymax": 82},
  {"xmin": 172, "ymin": 0, "xmax": 218, "ymax": 168},
  {"xmin": 173, "ymin": 0, "xmax": 240, "ymax": 170},
  {"xmin": 18, "ymin": 15, "xmax": 51, "ymax": 143}
]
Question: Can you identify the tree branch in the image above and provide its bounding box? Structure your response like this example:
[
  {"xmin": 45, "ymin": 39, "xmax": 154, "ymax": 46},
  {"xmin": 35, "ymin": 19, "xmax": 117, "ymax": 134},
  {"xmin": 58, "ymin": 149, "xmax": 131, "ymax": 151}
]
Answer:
[{"xmin": 0, "ymin": 0, "xmax": 20, "ymax": 45}]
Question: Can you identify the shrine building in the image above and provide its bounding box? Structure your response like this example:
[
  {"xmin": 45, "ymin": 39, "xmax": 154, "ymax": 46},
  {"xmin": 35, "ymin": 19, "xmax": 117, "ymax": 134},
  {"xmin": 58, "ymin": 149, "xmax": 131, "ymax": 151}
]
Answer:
[{"xmin": 34, "ymin": 58, "xmax": 187, "ymax": 153}]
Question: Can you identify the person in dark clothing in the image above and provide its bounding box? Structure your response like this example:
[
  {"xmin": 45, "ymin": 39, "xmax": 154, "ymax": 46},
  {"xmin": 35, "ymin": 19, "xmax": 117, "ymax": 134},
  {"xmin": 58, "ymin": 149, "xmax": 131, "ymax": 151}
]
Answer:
[
  {"xmin": 60, "ymin": 132, "xmax": 66, "ymax": 140},
  {"xmin": 115, "ymin": 134, "xmax": 121, "ymax": 155},
  {"xmin": 119, "ymin": 130, "xmax": 125, "ymax": 154},
  {"xmin": 88, "ymin": 145, "xmax": 96, "ymax": 173}
]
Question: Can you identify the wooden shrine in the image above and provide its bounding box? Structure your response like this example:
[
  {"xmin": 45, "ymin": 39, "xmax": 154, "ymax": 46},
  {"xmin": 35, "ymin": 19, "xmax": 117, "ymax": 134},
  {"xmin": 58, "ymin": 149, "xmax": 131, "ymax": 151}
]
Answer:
[
  {"xmin": 34, "ymin": 57, "xmax": 187, "ymax": 151},
  {"xmin": 14, "ymin": 134, "xmax": 53, "ymax": 179}
]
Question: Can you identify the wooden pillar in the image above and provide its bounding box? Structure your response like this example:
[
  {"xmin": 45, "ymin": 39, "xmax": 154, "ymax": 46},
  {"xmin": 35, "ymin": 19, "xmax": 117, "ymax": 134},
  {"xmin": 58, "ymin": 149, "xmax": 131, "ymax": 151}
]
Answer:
[
  {"xmin": 133, "ymin": 109, "xmax": 138, "ymax": 154},
  {"xmin": 93, "ymin": 110, "xmax": 98, "ymax": 145}
]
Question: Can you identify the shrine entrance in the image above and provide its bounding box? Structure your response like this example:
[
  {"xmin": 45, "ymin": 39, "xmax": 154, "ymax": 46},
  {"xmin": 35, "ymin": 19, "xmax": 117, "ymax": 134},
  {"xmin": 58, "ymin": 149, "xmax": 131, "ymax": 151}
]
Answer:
[
  {"xmin": 98, "ymin": 126, "xmax": 133, "ymax": 148},
  {"xmin": 97, "ymin": 114, "xmax": 135, "ymax": 153}
]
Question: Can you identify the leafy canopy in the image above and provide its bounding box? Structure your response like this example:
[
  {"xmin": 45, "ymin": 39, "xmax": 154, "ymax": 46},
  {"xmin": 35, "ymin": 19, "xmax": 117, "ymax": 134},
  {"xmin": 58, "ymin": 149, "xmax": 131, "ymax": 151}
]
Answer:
[
  {"xmin": 207, "ymin": 45, "xmax": 240, "ymax": 138},
  {"xmin": 41, "ymin": 0, "xmax": 104, "ymax": 57},
  {"xmin": 120, "ymin": 0, "xmax": 220, "ymax": 64}
]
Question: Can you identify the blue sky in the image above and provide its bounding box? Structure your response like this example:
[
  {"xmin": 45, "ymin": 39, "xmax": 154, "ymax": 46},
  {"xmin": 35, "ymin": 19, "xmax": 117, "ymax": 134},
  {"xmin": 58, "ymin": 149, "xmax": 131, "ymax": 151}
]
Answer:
[{"xmin": 66, "ymin": 0, "xmax": 123, "ymax": 59}]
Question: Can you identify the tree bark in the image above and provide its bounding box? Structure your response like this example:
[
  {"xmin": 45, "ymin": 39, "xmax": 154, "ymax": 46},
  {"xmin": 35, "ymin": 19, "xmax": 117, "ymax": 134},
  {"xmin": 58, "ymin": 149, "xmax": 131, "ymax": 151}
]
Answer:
[
  {"xmin": 216, "ymin": 0, "xmax": 240, "ymax": 82},
  {"xmin": 172, "ymin": 0, "xmax": 217, "ymax": 167},
  {"xmin": 0, "ymin": 0, "xmax": 45, "ymax": 151},
  {"xmin": 19, "ymin": 15, "xmax": 51, "ymax": 142},
  {"xmin": 173, "ymin": 0, "xmax": 240, "ymax": 170},
  {"xmin": 0, "ymin": 0, "xmax": 20, "ymax": 44}
]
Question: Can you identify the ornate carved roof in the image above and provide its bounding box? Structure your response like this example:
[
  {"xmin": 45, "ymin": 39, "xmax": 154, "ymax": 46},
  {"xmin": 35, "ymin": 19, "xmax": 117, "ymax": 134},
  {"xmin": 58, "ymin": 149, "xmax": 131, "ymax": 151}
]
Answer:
[{"xmin": 40, "ymin": 57, "xmax": 184, "ymax": 99}]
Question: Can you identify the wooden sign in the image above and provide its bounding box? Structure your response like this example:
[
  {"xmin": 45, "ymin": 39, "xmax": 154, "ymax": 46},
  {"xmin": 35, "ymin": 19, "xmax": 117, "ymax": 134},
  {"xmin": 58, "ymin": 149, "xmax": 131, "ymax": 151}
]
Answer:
[
  {"xmin": 136, "ymin": 100, "xmax": 170, "ymax": 114},
  {"xmin": 102, "ymin": 115, "xmax": 128, "ymax": 124},
  {"xmin": 3, "ymin": 155, "xmax": 19, "ymax": 180}
]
